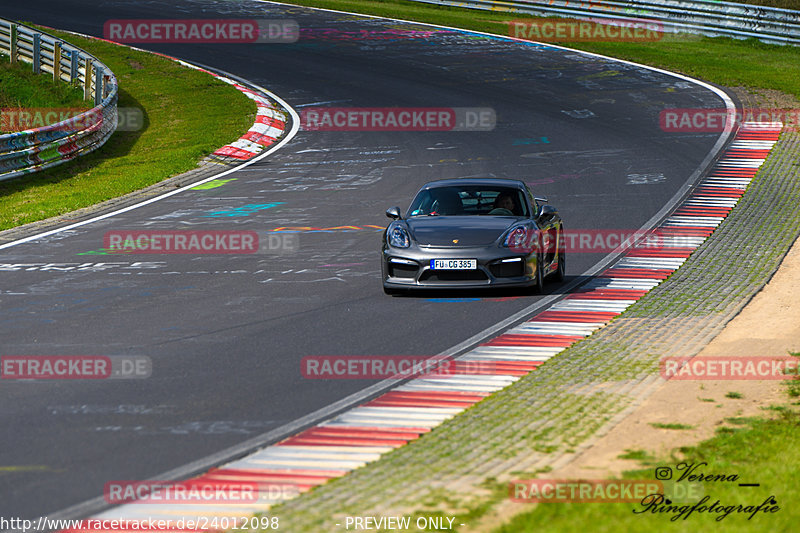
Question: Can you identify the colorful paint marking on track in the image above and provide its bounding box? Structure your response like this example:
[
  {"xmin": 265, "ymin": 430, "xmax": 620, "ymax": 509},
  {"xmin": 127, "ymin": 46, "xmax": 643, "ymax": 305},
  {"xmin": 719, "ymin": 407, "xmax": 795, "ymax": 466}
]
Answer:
[
  {"xmin": 64, "ymin": 122, "xmax": 782, "ymax": 526},
  {"xmin": 189, "ymin": 178, "xmax": 238, "ymax": 190},
  {"xmin": 268, "ymin": 225, "xmax": 385, "ymax": 233}
]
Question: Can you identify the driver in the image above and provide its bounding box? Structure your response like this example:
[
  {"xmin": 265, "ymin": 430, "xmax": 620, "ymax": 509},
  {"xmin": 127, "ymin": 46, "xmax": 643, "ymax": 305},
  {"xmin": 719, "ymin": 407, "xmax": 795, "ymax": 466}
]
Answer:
[{"xmin": 490, "ymin": 192, "xmax": 516, "ymax": 215}]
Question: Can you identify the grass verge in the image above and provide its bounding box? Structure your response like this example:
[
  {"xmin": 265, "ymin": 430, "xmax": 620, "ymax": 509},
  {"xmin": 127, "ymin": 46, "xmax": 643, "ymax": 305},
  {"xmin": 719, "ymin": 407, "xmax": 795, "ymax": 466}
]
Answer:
[
  {"xmin": 0, "ymin": 25, "xmax": 255, "ymax": 231},
  {"xmin": 0, "ymin": 56, "xmax": 87, "ymax": 111},
  {"xmin": 496, "ymin": 365, "xmax": 800, "ymax": 533}
]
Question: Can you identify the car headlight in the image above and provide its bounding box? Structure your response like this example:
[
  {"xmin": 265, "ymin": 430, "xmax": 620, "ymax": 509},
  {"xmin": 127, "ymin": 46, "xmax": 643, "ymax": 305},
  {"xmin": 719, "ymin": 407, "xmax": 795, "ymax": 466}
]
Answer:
[
  {"xmin": 388, "ymin": 225, "xmax": 411, "ymax": 248},
  {"xmin": 503, "ymin": 226, "xmax": 534, "ymax": 252}
]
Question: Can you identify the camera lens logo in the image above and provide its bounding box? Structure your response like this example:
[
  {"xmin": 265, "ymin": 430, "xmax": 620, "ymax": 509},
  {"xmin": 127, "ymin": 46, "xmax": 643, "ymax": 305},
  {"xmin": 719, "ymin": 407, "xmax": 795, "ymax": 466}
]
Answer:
[{"xmin": 655, "ymin": 467, "xmax": 673, "ymax": 480}]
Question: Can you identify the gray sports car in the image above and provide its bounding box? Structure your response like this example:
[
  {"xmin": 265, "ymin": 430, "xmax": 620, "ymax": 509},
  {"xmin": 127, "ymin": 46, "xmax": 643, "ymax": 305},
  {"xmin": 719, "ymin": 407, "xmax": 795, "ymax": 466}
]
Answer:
[{"xmin": 382, "ymin": 178, "xmax": 565, "ymax": 294}]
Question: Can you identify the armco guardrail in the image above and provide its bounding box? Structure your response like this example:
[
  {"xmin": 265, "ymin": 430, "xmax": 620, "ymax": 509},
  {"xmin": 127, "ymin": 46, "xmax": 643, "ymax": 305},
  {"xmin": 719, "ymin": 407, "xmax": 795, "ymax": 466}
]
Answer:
[
  {"xmin": 0, "ymin": 19, "xmax": 117, "ymax": 182},
  {"xmin": 410, "ymin": 0, "xmax": 800, "ymax": 45}
]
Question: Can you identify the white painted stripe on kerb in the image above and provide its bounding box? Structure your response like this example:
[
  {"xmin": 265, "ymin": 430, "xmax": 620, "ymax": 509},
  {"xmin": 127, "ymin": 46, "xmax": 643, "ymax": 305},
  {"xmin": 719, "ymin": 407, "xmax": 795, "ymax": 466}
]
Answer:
[
  {"xmin": 583, "ymin": 278, "xmax": 663, "ymax": 290},
  {"xmin": 507, "ymin": 321, "xmax": 603, "ymax": 335},
  {"xmin": 550, "ymin": 299, "xmax": 637, "ymax": 310},
  {"xmin": 740, "ymin": 121, "xmax": 783, "ymax": 129},
  {"xmin": 729, "ymin": 140, "xmax": 777, "ymax": 149},
  {"xmin": 663, "ymin": 218, "xmax": 721, "ymax": 227},
  {"xmin": 238, "ymin": 457, "xmax": 370, "ymax": 469},
  {"xmin": 459, "ymin": 353, "xmax": 554, "ymax": 362},
  {"xmin": 615, "ymin": 257, "xmax": 686, "ymax": 268},
  {"xmin": 713, "ymin": 159, "xmax": 766, "ymax": 168},
  {"xmin": 465, "ymin": 346, "xmax": 565, "ymax": 358},
  {"xmin": 684, "ymin": 198, "xmax": 738, "ymax": 206},
  {"xmin": 703, "ymin": 178, "xmax": 752, "ymax": 185},
  {"xmin": 245, "ymin": 447, "xmax": 386, "ymax": 461},
  {"xmin": 395, "ymin": 381, "xmax": 507, "ymax": 393}
]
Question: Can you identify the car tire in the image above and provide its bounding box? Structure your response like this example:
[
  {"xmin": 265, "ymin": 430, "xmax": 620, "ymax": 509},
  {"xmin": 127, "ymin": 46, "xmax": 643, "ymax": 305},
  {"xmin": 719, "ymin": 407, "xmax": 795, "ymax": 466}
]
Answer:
[
  {"xmin": 527, "ymin": 254, "xmax": 544, "ymax": 294},
  {"xmin": 553, "ymin": 248, "xmax": 566, "ymax": 282}
]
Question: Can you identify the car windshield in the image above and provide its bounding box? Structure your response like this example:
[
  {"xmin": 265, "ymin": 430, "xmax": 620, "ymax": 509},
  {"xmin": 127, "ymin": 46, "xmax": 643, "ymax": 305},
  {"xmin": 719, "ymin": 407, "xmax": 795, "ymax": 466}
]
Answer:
[{"xmin": 407, "ymin": 185, "xmax": 529, "ymax": 217}]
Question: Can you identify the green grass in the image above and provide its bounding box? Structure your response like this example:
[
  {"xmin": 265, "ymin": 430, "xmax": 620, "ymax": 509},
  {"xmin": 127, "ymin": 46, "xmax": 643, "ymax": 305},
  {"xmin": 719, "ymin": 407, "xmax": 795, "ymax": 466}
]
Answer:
[
  {"xmin": 726, "ymin": 391, "xmax": 745, "ymax": 399},
  {"xmin": 650, "ymin": 422, "xmax": 695, "ymax": 430},
  {"xmin": 0, "ymin": 56, "xmax": 87, "ymax": 112},
  {"xmin": 0, "ymin": 25, "xmax": 255, "ymax": 231},
  {"xmin": 284, "ymin": 0, "xmax": 800, "ymax": 101},
  {"xmin": 495, "ymin": 407, "xmax": 800, "ymax": 532}
]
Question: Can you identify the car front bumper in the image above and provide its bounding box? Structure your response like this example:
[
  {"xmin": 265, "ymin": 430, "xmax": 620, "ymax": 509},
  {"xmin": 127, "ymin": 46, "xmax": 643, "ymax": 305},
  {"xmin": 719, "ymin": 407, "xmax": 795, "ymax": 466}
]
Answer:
[{"xmin": 382, "ymin": 245, "xmax": 538, "ymax": 290}]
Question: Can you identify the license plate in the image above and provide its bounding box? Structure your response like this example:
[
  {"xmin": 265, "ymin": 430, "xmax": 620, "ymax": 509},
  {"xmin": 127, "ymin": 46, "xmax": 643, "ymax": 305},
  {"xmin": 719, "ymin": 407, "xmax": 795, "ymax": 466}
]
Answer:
[{"xmin": 430, "ymin": 259, "xmax": 477, "ymax": 270}]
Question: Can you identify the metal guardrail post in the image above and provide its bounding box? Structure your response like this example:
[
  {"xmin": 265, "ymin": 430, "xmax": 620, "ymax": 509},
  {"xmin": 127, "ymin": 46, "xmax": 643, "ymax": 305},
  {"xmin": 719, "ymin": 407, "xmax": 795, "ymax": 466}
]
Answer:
[
  {"xmin": 10, "ymin": 24, "xmax": 17, "ymax": 63},
  {"xmin": 70, "ymin": 49, "xmax": 78, "ymax": 82},
  {"xmin": 94, "ymin": 64, "xmax": 103, "ymax": 106},
  {"xmin": 83, "ymin": 57, "xmax": 93, "ymax": 100},
  {"xmin": 32, "ymin": 33, "xmax": 41, "ymax": 74},
  {"xmin": 53, "ymin": 41, "xmax": 62, "ymax": 81}
]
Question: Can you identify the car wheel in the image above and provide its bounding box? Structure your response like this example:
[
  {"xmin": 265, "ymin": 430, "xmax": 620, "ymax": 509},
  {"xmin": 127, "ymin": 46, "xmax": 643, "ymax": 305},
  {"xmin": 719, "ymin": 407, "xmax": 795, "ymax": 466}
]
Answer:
[
  {"xmin": 553, "ymin": 248, "xmax": 566, "ymax": 282},
  {"xmin": 527, "ymin": 254, "xmax": 544, "ymax": 294}
]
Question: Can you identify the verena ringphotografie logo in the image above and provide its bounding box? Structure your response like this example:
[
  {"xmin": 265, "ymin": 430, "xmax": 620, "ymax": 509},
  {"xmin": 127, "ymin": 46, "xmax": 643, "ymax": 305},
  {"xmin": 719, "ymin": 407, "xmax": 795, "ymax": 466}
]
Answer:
[
  {"xmin": 509, "ymin": 479, "xmax": 703, "ymax": 503},
  {"xmin": 301, "ymin": 355, "xmax": 502, "ymax": 379},
  {"xmin": 104, "ymin": 480, "xmax": 268, "ymax": 504},
  {"xmin": 299, "ymin": 107, "xmax": 496, "ymax": 131},
  {"xmin": 1, "ymin": 355, "xmax": 151, "ymax": 380},
  {"xmin": 660, "ymin": 108, "xmax": 799, "ymax": 132},
  {"xmin": 509, "ymin": 18, "xmax": 663, "ymax": 43},
  {"xmin": 0, "ymin": 107, "xmax": 144, "ymax": 133},
  {"xmin": 101, "ymin": 230, "xmax": 298, "ymax": 255},
  {"xmin": 661, "ymin": 356, "xmax": 800, "ymax": 380},
  {"xmin": 103, "ymin": 19, "xmax": 299, "ymax": 43}
]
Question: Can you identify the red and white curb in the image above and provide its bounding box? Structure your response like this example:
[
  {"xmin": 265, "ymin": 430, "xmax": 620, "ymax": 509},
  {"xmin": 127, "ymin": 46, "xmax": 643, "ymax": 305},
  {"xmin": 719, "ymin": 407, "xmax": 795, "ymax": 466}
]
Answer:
[
  {"xmin": 208, "ymin": 82, "xmax": 288, "ymax": 161},
  {"xmin": 149, "ymin": 54, "xmax": 289, "ymax": 162},
  {"xmin": 61, "ymin": 121, "xmax": 782, "ymax": 529},
  {"xmin": 34, "ymin": 27, "xmax": 291, "ymax": 164}
]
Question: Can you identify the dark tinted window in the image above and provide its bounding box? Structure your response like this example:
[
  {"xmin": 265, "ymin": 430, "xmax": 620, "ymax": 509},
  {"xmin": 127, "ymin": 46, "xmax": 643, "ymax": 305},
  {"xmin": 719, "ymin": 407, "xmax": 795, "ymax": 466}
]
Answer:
[{"xmin": 408, "ymin": 186, "xmax": 528, "ymax": 217}]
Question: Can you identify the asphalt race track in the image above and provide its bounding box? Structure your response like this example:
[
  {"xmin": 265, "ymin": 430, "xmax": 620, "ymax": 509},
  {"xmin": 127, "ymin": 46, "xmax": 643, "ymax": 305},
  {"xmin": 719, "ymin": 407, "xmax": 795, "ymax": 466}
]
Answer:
[{"xmin": 0, "ymin": 0, "xmax": 728, "ymax": 520}]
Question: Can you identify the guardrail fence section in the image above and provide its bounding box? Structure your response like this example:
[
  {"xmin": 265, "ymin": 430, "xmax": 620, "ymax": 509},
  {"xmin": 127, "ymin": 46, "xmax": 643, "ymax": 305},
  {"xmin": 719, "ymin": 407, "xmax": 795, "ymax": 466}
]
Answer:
[
  {"xmin": 410, "ymin": 0, "xmax": 800, "ymax": 45},
  {"xmin": 0, "ymin": 19, "xmax": 118, "ymax": 182}
]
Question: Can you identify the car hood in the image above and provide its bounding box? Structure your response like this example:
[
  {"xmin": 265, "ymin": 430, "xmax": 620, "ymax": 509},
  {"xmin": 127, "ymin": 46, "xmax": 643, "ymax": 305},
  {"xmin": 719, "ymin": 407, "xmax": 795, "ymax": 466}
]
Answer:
[{"xmin": 406, "ymin": 216, "xmax": 521, "ymax": 247}]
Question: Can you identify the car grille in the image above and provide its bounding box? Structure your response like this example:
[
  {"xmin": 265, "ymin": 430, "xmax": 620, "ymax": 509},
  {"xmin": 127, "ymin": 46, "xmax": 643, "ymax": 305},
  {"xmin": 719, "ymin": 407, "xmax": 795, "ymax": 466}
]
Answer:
[
  {"xmin": 388, "ymin": 262, "xmax": 418, "ymax": 279},
  {"xmin": 419, "ymin": 270, "xmax": 488, "ymax": 282},
  {"xmin": 490, "ymin": 261, "xmax": 525, "ymax": 278}
]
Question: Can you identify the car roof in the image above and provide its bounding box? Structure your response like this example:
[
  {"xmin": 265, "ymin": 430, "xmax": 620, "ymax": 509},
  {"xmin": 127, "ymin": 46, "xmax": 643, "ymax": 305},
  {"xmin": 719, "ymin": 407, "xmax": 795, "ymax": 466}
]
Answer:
[{"xmin": 420, "ymin": 177, "xmax": 527, "ymax": 190}]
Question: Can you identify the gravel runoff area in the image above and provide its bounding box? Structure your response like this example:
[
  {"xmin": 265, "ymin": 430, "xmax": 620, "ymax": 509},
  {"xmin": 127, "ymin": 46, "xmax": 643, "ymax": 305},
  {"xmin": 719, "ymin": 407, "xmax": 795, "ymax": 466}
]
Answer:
[{"xmin": 268, "ymin": 89, "xmax": 800, "ymax": 530}]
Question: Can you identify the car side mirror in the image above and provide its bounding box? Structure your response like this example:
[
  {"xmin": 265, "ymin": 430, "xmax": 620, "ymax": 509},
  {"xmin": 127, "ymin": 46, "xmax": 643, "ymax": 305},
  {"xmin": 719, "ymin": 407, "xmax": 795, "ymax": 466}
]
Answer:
[
  {"xmin": 538, "ymin": 205, "xmax": 557, "ymax": 218},
  {"xmin": 386, "ymin": 206, "xmax": 402, "ymax": 220}
]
